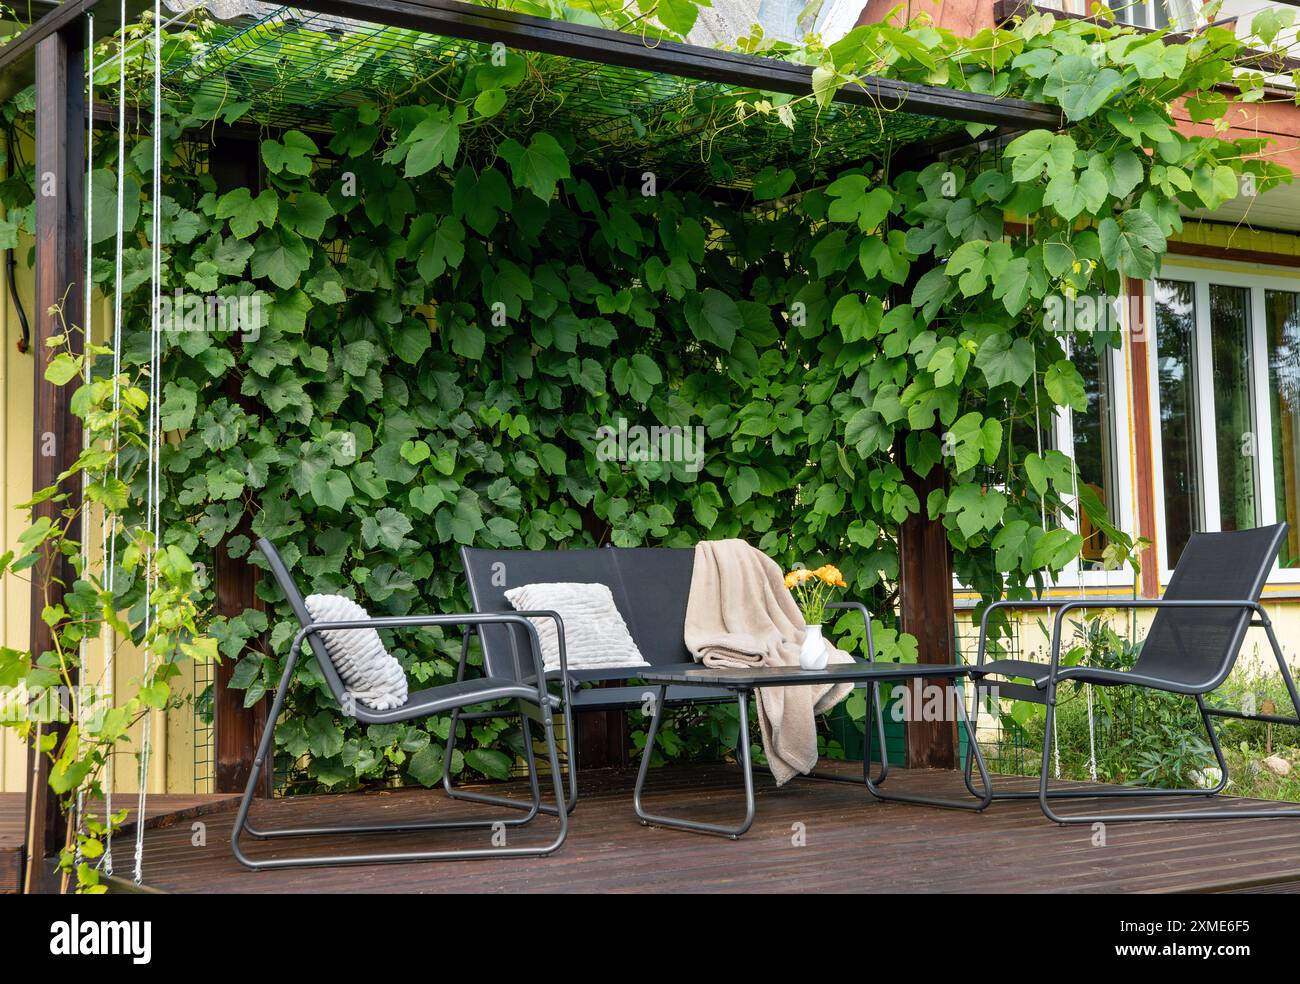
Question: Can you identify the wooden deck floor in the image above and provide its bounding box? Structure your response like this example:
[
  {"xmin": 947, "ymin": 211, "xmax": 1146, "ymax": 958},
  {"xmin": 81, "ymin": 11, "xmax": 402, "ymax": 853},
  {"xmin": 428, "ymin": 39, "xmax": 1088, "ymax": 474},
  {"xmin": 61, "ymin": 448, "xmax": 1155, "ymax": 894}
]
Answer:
[
  {"xmin": 109, "ymin": 764, "xmax": 1300, "ymax": 894},
  {"xmin": 0, "ymin": 793, "xmax": 239, "ymax": 893}
]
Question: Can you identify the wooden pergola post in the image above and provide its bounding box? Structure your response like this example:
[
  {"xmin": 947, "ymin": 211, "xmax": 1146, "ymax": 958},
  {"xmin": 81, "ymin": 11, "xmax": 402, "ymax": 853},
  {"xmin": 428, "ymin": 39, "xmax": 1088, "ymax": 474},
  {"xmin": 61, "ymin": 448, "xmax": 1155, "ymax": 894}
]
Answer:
[
  {"xmin": 886, "ymin": 141, "xmax": 962, "ymax": 772},
  {"xmin": 24, "ymin": 22, "xmax": 85, "ymax": 893},
  {"xmin": 1126, "ymin": 275, "xmax": 1161, "ymax": 598},
  {"xmin": 896, "ymin": 448, "xmax": 960, "ymax": 769},
  {"xmin": 208, "ymin": 134, "xmax": 271, "ymax": 796}
]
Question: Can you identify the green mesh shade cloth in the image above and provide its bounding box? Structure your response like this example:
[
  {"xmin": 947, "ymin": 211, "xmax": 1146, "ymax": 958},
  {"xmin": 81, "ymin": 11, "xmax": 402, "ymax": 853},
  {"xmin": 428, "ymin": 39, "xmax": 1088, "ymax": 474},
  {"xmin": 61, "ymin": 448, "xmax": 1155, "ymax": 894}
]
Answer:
[{"xmin": 163, "ymin": 5, "xmax": 967, "ymax": 192}]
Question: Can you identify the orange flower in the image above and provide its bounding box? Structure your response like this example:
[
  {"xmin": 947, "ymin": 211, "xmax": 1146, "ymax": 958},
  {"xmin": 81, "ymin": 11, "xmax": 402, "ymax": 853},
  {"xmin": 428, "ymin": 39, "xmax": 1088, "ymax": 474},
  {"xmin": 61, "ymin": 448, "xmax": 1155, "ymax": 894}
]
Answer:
[
  {"xmin": 812, "ymin": 564, "xmax": 845, "ymax": 587},
  {"xmin": 784, "ymin": 568, "xmax": 813, "ymax": 588},
  {"xmin": 786, "ymin": 560, "xmax": 846, "ymax": 623}
]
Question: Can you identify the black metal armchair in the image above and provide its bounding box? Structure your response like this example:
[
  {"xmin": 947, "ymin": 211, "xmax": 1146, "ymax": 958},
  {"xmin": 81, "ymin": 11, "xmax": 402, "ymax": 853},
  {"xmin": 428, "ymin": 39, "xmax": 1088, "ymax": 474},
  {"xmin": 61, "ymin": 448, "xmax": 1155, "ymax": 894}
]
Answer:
[
  {"xmin": 966, "ymin": 524, "xmax": 1300, "ymax": 823},
  {"xmin": 231, "ymin": 538, "xmax": 571, "ymax": 870}
]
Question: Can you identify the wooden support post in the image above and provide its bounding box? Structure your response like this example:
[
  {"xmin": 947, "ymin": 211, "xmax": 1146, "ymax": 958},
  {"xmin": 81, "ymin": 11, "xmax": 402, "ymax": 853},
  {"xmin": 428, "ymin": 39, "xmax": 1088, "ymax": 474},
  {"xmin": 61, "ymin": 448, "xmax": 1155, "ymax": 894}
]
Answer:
[
  {"xmin": 573, "ymin": 511, "xmax": 626, "ymax": 769},
  {"xmin": 213, "ymin": 517, "xmax": 270, "ymax": 795},
  {"xmin": 24, "ymin": 23, "xmax": 85, "ymax": 893},
  {"xmin": 208, "ymin": 132, "xmax": 270, "ymax": 796},
  {"xmin": 1126, "ymin": 276, "xmax": 1160, "ymax": 598},
  {"xmin": 896, "ymin": 437, "xmax": 959, "ymax": 770},
  {"xmin": 883, "ymin": 142, "xmax": 959, "ymax": 771}
]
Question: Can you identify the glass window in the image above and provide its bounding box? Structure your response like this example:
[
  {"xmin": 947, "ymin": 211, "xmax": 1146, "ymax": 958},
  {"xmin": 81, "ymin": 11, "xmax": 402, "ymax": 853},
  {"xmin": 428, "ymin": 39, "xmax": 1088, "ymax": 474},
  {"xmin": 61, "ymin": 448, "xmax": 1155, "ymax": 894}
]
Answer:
[
  {"xmin": 1071, "ymin": 339, "xmax": 1120, "ymax": 566},
  {"xmin": 1154, "ymin": 279, "xmax": 1202, "ymax": 567},
  {"xmin": 1209, "ymin": 285, "xmax": 1257, "ymax": 532},
  {"xmin": 1266, "ymin": 289, "xmax": 1300, "ymax": 568},
  {"xmin": 1112, "ymin": 0, "xmax": 1197, "ymax": 30}
]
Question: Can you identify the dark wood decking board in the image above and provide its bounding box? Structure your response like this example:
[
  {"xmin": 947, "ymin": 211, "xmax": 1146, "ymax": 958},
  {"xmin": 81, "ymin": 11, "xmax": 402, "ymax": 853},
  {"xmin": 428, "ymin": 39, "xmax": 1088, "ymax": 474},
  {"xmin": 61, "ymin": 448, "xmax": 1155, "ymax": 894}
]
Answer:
[
  {"xmin": 0, "ymin": 793, "xmax": 239, "ymax": 894},
  {"xmin": 0, "ymin": 795, "xmax": 24, "ymax": 894},
  {"xmin": 112, "ymin": 766, "xmax": 1300, "ymax": 894}
]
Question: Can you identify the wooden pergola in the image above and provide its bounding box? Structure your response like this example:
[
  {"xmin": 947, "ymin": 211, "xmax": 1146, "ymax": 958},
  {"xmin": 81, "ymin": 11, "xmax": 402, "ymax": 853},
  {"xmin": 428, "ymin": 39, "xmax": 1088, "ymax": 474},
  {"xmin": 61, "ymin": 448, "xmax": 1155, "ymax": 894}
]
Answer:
[{"xmin": 0, "ymin": 0, "xmax": 1061, "ymax": 889}]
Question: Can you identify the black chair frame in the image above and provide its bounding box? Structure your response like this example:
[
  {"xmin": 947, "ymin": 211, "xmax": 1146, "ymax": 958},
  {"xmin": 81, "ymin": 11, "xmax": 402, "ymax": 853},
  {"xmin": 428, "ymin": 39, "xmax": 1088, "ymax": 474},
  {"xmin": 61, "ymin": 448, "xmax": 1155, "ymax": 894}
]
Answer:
[
  {"xmin": 232, "ymin": 540, "xmax": 574, "ymax": 870},
  {"xmin": 966, "ymin": 595, "xmax": 1300, "ymax": 824}
]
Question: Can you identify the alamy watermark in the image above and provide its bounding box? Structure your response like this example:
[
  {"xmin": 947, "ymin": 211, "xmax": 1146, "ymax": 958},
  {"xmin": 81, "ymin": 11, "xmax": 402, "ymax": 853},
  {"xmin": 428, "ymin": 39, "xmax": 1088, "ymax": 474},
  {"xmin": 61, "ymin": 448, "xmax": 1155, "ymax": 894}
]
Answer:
[
  {"xmin": 889, "ymin": 681, "xmax": 1001, "ymax": 722},
  {"xmin": 595, "ymin": 418, "xmax": 706, "ymax": 474},
  {"xmin": 0, "ymin": 684, "xmax": 111, "ymax": 724},
  {"xmin": 1043, "ymin": 291, "xmax": 1147, "ymax": 341},
  {"xmin": 156, "ymin": 289, "xmax": 262, "ymax": 342},
  {"xmin": 49, "ymin": 917, "xmax": 151, "ymax": 964}
]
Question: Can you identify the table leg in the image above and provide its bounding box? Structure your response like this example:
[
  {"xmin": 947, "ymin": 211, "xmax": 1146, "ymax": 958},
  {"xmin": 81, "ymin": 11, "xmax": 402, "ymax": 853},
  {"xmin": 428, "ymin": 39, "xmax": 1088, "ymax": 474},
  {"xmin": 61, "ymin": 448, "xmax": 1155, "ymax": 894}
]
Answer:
[
  {"xmin": 634, "ymin": 687, "xmax": 756, "ymax": 838},
  {"xmin": 864, "ymin": 675, "xmax": 993, "ymax": 811}
]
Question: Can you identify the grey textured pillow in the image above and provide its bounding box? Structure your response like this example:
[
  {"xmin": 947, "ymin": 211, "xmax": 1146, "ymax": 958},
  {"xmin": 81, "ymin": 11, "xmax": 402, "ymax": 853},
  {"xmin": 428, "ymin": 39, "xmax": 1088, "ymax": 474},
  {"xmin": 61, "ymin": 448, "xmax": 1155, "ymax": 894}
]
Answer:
[
  {"xmin": 304, "ymin": 594, "xmax": 409, "ymax": 711},
  {"xmin": 504, "ymin": 582, "xmax": 649, "ymax": 672}
]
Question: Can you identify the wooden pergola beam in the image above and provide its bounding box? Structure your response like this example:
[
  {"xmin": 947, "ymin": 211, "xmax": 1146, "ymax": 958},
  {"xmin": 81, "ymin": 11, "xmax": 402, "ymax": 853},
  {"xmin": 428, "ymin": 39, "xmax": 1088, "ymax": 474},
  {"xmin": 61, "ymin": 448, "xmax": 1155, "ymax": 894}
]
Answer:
[
  {"xmin": 301, "ymin": 0, "xmax": 1061, "ymax": 128},
  {"xmin": 0, "ymin": 0, "xmax": 148, "ymax": 102},
  {"xmin": 23, "ymin": 21, "xmax": 86, "ymax": 894},
  {"xmin": 0, "ymin": 0, "xmax": 1061, "ymax": 129}
]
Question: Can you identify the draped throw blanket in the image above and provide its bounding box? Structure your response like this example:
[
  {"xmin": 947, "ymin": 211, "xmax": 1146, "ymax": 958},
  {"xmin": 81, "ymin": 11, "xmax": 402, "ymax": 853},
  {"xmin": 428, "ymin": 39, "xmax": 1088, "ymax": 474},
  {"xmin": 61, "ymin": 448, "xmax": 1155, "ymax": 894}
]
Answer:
[{"xmin": 684, "ymin": 539, "xmax": 854, "ymax": 785}]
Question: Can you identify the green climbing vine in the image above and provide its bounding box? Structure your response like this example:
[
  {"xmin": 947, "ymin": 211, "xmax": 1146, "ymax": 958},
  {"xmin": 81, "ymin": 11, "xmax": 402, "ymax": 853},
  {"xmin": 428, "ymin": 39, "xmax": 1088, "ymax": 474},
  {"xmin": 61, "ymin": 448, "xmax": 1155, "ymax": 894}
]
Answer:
[
  {"xmin": 0, "ymin": 310, "xmax": 213, "ymax": 893},
  {"xmin": 0, "ymin": 0, "xmax": 1295, "ymax": 811}
]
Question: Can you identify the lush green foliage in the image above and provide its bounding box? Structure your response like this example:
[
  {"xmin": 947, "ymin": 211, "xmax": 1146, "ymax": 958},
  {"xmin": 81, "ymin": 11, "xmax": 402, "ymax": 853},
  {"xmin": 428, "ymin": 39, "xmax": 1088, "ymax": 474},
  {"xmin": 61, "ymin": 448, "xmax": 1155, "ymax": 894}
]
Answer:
[
  {"xmin": 995, "ymin": 613, "xmax": 1213, "ymax": 787},
  {"xmin": 2, "ymin": 0, "xmax": 1295, "ymax": 796}
]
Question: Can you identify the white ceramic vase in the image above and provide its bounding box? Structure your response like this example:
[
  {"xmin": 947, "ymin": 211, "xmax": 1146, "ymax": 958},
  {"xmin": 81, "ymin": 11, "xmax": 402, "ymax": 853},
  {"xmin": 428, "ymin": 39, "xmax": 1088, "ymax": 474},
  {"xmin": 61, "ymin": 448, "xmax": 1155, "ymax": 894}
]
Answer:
[{"xmin": 800, "ymin": 624, "xmax": 828, "ymax": 670}]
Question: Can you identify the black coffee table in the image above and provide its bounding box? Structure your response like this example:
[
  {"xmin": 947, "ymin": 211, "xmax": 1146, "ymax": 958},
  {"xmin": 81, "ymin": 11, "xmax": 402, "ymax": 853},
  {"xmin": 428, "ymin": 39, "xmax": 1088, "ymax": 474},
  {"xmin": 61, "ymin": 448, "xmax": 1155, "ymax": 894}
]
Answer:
[{"xmin": 634, "ymin": 660, "xmax": 992, "ymax": 837}]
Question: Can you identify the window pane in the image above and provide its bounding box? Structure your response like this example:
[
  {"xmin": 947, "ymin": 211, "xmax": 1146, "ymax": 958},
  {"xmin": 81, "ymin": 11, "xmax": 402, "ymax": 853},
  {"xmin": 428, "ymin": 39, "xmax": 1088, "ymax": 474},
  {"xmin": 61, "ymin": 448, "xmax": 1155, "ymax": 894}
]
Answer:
[
  {"xmin": 1116, "ymin": 0, "xmax": 1197, "ymax": 31},
  {"xmin": 1209, "ymin": 284, "xmax": 1257, "ymax": 532},
  {"xmin": 1071, "ymin": 340, "xmax": 1119, "ymax": 567},
  {"xmin": 1155, "ymin": 279, "xmax": 1201, "ymax": 566},
  {"xmin": 1266, "ymin": 289, "xmax": 1300, "ymax": 568},
  {"xmin": 1114, "ymin": 0, "xmax": 1147, "ymax": 27}
]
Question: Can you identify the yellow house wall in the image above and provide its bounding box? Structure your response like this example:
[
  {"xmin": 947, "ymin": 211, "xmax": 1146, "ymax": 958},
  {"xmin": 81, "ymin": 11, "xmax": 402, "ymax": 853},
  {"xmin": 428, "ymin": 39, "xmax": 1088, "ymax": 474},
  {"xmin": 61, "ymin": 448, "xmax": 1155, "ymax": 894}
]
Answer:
[
  {"xmin": 0, "ymin": 184, "xmax": 33, "ymax": 793},
  {"xmin": 1175, "ymin": 220, "xmax": 1300, "ymax": 258}
]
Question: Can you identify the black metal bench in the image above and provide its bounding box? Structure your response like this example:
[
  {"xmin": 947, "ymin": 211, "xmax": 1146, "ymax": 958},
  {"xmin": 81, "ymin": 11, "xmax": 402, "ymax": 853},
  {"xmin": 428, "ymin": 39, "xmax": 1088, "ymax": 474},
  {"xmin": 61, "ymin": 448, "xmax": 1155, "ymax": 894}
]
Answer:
[{"xmin": 452, "ymin": 546, "xmax": 728, "ymax": 819}]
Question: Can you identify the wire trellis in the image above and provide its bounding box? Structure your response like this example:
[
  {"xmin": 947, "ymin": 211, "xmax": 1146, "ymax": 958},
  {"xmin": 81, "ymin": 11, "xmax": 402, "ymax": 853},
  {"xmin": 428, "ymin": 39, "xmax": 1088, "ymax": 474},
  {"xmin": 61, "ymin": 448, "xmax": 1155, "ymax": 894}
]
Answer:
[{"xmin": 160, "ymin": 5, "xmax": 965, "ymax": 191}]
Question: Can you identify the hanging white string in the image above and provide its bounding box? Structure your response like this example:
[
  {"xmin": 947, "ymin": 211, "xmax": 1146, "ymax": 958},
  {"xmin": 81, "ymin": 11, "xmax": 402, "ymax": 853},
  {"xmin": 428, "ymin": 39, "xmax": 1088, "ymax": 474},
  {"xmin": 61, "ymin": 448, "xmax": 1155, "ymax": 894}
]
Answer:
[
  {"xmin": 1064, "ymin": 334, "xmax": 1098, "ymax": 783},
  {"xmin": 1033, "ymin": 379, "xmax": 1047, "ymax": 532},
  {"xmin": 102, "ymin": 0, "xmax": 130, "ymax": 880},
  {"xmin": 133, "ymin": 0, "xmax": 163, "ymax": 887},
  {"xmin": 74, "ymin": 10, "xmax": 95, "ymax": 873},
  {"xmin": 1033, "ymin": 377, "xmax": 1061, "ymax": 777}
]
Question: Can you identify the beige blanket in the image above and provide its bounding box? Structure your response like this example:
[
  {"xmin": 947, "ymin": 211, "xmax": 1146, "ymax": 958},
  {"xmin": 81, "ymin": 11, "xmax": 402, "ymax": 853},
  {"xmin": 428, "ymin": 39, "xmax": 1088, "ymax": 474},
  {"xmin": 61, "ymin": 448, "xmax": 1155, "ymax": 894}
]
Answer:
[{"xmin": 684, "ymin": 539, "xmax": 854, "ymax": 785}]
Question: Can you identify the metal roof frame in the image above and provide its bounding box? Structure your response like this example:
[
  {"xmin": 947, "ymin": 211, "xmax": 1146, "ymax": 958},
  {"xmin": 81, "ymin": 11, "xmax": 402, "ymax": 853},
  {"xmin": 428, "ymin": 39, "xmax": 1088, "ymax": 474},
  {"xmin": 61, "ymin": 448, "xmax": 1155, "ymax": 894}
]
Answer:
[{"xmin": 0, "ymin": 0, "xmax": 1062, "ymax": 127}]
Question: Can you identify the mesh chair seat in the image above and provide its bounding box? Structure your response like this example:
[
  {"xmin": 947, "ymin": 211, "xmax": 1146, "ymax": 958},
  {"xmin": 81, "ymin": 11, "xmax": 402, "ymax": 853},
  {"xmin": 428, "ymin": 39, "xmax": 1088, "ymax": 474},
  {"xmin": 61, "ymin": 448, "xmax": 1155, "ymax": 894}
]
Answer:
[
  {"xmin": 355, "ymin": 677, "xmax": 564, "ymax": 725},
  {"xmin": 972, "ymin": 659, "xmax": 1154, "ymax": 692}
]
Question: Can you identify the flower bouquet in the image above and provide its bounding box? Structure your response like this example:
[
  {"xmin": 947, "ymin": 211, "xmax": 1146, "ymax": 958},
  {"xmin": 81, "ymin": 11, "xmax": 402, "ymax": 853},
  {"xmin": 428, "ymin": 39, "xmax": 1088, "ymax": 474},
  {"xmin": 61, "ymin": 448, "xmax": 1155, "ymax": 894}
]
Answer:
[{"xmin": 783, "ymin": 564, "xmax": 846, "ymax": 670}]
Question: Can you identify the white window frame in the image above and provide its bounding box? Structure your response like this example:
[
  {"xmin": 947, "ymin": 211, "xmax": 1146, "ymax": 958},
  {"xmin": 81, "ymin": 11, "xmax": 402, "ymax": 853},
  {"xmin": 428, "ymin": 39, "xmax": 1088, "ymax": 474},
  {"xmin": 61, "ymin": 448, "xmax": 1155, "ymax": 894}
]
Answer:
[
  {"xmin": 1052, "ymin": 332, "xmax": 1137, "ymax": 587},
  {"xmin": 1065, "ymin": 0, "xmax": 1202, "ymax": 31},
  {"xmin": 1147, "ymin": 258, "xmax": 1295, "ymax": 585}
]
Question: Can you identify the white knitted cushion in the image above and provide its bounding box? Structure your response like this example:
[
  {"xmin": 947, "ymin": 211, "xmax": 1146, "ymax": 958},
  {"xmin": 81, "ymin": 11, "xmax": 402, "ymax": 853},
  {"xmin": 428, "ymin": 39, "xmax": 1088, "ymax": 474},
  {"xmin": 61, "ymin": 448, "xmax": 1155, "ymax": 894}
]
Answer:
[
  {"xmin": 504, "ymin": 582, "xmax": 649, "ymax": 672},
  {"xmin": 304, "ymin": 594, "xmax": 409, "ymax": 711}
]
